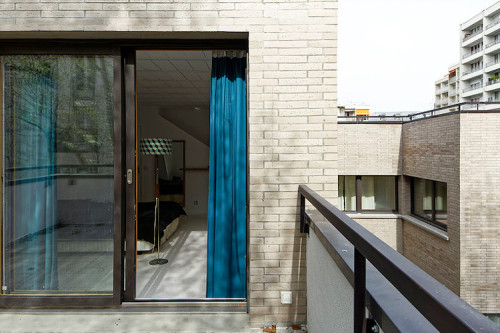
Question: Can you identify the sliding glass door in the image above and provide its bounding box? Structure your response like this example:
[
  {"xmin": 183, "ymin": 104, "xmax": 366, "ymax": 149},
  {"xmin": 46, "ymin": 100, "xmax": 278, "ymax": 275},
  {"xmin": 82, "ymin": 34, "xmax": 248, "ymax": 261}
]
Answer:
[{"xmin": 1, "ymin": 49, "xmax": 122, "ymax": 304}]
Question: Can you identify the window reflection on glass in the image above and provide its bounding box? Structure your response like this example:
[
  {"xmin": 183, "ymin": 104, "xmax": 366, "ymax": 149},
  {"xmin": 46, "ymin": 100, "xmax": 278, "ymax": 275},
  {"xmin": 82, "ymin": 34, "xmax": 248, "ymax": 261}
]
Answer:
[
  {"xmin": 411, "ymin": 177, "xmax": 447, "ymax": 229},
  {"xmin": 412, "ymin": 178, "xmax": 433, "ymax": 221},
  {"xmin": 338, "ymin": 176, "xmax": 356, "ymax": 211},
  {"xmin": 2, "ymin": 55, "xmax": 114, "ymax": 294},
  {"xmin": 435, "ymin": 181, "xmax": 448, "ymax": 224},
  {"xmin": 361, "ymin": 176, "xmax": 396, "ymax": 211}
]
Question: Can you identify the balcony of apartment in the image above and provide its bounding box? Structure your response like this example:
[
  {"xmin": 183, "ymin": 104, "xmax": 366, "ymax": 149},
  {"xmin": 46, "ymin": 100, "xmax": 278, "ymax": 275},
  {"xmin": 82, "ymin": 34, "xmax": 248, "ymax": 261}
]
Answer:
[
  {"xmin": 435, "ymin": 87, "xmax": 447, "ymax": 95},
  {"xmin": 300, "ymin": 184, "xmax": 500, "ymax": 333},
  {"xmin": 462, "ymin": 83, "xmax": 483, "ymax": 98},
  {"xmin": 449, "ymin": 76, "xmax": 458, "ymax": 84},
  {"xmin": 485, "ymin": 39, "xmax": 500, "ymax": 54},
  {"xmin": 461, "ymin": 66, "xmax": 484, "ymax": 80},
  {"xmin": 449, "ymin": 89, "xmax": 458, "ymax": 97},
  {"xmin": 462, "ymin": 47, "xmax": 484, "ymax": 64},
  {"xmin": 486, "ymin": 77, "xmax": 500, "ymax": 91},
  {"xmin": 462, "ymin": 29, "xmax": 483, "ymax": 47},
  {"xmin": 485, "ymin": 58, "xmax": 500, "ymax": 72},
  {"xmin": 485, "ymin": 18, "xmax": 500, "ymax": 36}
]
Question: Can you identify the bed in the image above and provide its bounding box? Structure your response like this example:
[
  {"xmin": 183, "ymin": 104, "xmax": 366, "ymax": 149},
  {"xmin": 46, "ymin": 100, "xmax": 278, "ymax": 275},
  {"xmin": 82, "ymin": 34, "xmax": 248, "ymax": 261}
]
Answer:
[{"xmin": 137, "ymin": 201, "xmax": 186, "ymax": 252}]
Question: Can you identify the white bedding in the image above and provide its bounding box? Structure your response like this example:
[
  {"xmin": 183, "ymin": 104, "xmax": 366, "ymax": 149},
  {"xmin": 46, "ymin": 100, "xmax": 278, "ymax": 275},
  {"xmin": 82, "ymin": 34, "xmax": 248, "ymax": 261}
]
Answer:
[{"xmin": 137, "ymin": 217, "xmax": 180, "ymax": 252}]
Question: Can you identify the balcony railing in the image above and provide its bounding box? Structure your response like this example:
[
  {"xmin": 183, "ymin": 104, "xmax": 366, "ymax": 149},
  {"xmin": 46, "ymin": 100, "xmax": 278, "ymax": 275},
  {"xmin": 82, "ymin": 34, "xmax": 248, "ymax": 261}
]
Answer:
[
  {"xmin": 487, "ymin": 77, "xmax": 500, "ymax": 86},
  {"xmin": 486, "ymin": 19, "xmax": 500, "ymax": 30},
  {"xmin": 463, "ymin": 83, "xmax": 483, "ymax": 93},
  {"xmin": 486, "ymin": 58, "xmax": 500, "ymax": 68},
  {"xmin": 463, "ymin": 66, "xmax": 483, "ymax": 76},
  {"xmin": 463, "ymin": 28, "xmax": 483, "ymax": 42},
  {"xmin": 486, "ymin": 39, "xmax": 500, "ymax": 48},
  {"xmin": 299, "ymin": 185, "xmax": 500, "ymax": 333},
  {"xmin": 449, "ymin": 76, "xmax": 458, "ymax": 84},
  {"xmin": 462, "ymin": 47, "xmax": 483, "ymax": 59},
  {"xmin": 337, "ymin": 102, "xmax": 500, "ymax": 123}
]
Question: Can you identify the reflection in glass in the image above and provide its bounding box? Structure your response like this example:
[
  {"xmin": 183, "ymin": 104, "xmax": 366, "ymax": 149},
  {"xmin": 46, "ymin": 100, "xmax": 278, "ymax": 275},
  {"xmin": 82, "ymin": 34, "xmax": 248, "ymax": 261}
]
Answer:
[
  {"xmin": 412, "ymin": 178, "xmax": 433, "ymax": 221},
  {"xmin": 361, "ymin": 176, "xmax": 396, "ymax": 211},
  {"xmin": 2, "ymin": 55, "xmax": 114, "ymax": 294},
  {"xmin": 338, "ymin": 176, "xmax": 356, "ymax": 211},
  {"xmin": 435, "ymin": 181, "xmax": 448, "ymax": 224}
]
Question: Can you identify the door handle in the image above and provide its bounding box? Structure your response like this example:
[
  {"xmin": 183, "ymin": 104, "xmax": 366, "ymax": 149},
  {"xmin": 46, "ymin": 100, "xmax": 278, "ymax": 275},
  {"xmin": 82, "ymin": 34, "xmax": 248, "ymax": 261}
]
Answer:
[{"xmin": 127, "ymin": 169, "xmax": 133, "ymax": 185}]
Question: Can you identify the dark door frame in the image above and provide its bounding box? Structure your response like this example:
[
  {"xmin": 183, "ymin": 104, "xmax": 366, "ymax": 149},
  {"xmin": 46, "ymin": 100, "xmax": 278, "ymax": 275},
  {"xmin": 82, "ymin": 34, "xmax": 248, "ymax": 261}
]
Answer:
[
  {"xmin": 0, "ymin": 39, "xmax": 249, "ymax": 307},
  {"xmin": 0, "ymin": 45, "xmax": 123, "ymax": 307}
]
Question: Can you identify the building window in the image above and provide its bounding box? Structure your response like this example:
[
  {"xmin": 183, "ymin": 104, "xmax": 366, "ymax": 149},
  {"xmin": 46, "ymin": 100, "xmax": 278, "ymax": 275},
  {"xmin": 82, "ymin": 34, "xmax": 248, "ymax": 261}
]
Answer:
[
  {"xmin": 339, "ymin": 176, "xmax": 398, "ymax": 212},
  {"xmin": 411, "ymin": 177, "xmax": 448, "ymax": 230}
]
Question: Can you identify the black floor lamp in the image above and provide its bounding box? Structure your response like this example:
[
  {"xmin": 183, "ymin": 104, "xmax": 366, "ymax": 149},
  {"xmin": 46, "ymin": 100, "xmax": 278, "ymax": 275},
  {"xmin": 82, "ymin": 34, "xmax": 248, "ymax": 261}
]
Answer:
[{"xmin": 140, "ymin": 138, "xmax": 173, "ymax": 265}]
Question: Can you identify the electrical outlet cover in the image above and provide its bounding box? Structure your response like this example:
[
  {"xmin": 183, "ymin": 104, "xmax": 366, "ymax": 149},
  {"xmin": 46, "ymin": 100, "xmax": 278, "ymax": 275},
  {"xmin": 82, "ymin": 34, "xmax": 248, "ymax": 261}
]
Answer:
[{"xmin": 281, "ymin": 291, "xmax": 292, "ymax": 304}]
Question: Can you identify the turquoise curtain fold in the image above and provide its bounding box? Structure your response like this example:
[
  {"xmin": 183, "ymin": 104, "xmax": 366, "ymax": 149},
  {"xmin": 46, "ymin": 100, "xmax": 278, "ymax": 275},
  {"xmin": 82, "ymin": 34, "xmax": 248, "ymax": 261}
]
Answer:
[
  {"xmin": 6, "ymin": 59, "xmax": 59, "ymax": 291},
  {"xmin": 206, "ymin": 54, "xmax": 247, "ymax": 298}
]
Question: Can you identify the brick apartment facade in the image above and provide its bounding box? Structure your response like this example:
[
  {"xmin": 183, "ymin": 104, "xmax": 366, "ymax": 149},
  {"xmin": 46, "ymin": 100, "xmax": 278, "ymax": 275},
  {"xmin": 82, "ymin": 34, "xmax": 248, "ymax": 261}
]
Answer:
[
  {"xmin": 0, "ymin": 0, "xmax": 499, "ymax": 330},
  {"xmin": 0, "ymin": 0, "xmax": 338, "ymax": 330},
  {"xmin": 339, "ymin": 112, "xmax": 500, "ymax": 315}
]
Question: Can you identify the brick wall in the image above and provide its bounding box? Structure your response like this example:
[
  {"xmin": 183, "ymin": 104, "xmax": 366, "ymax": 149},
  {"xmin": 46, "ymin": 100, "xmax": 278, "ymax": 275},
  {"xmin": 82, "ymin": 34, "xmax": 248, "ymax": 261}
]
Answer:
[
  {"xmin": 402, "ymin": 114, "xmax": 460, "ymax": 294},
  {"xmin": 459, "ymin": 113, "xmax": 500, "ymax": 313},
  {"xmin": 338, "ymin": 123, "xmax": 402, "ymax": 175},
  {"xmin": 353, "ymin": 218, "xmax": 402, "ymax": 251},
  {"xmin": 338, "ymin": 123, "xmax": 403, "ymax": 255},
  {"xmin": 0, "ymin": 1, "xmax": 338, "ymax": 328}
]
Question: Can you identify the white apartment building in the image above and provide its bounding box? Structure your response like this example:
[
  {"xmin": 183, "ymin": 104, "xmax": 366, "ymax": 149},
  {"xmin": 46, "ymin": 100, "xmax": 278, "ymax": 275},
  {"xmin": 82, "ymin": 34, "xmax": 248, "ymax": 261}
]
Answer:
[
  {"xmin": 434, "ymin": 64, "xmax": 460, "ymax": 108},
  {"xmin": 460, "ymin": 1, "xmax": 500, "ymax": 105},
  {"xmin": 434, "ymin": 1, "xmax": 500, "ymax": 108}
]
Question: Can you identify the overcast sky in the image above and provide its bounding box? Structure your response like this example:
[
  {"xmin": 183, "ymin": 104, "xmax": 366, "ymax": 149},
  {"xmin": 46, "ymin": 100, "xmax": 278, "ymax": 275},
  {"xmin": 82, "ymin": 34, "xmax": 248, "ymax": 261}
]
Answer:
[{"xmin": 338, "ymin": 0, "xmax": 497, "ymax": 114}]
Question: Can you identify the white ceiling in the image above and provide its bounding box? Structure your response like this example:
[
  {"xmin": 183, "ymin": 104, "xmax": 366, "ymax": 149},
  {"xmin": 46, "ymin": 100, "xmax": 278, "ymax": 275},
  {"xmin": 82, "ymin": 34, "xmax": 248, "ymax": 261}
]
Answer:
[{"xmin": 136, "ymin": 50, "xmax": 212, "ymax": 145}]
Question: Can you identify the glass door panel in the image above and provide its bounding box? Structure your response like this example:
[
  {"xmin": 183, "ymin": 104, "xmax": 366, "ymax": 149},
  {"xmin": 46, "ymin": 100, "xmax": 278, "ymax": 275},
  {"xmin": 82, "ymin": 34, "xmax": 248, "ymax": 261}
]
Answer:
[{"xmin": 2, "ymin": 55, "xmax": 115, "ymax": 295}]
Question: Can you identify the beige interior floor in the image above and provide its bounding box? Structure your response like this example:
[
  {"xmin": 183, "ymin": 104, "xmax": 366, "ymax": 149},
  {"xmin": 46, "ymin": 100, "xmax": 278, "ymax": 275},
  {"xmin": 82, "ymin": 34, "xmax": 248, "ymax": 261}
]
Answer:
[{"xmin": 136, "ymin": 214, "xmax": 207, "ymax": 299}]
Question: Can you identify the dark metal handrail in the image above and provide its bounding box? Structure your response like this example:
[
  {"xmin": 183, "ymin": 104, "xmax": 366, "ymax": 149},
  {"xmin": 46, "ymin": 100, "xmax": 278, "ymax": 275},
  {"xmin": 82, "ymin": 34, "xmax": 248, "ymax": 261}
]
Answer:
[{"xmin": 299, "ymin": 185, "xmax": 500, "ymax": 333}]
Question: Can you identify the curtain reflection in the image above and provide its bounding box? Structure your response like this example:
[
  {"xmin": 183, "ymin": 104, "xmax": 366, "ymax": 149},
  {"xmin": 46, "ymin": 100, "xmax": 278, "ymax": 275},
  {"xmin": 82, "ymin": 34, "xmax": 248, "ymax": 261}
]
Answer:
[{"xmin": 2, "ymin": 55, "xmax": 114, "ymax": 294}]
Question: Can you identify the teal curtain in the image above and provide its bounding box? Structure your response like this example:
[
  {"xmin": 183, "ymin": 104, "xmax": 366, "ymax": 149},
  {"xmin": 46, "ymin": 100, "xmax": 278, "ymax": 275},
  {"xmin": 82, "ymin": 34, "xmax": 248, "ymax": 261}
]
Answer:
[
  {"xmin": 5, "ymin": 59, "xmax": 59, "ymax": 291},
  {"xmin": 206, "ymin": 53, "xmax": 247, "ymax": 298}
]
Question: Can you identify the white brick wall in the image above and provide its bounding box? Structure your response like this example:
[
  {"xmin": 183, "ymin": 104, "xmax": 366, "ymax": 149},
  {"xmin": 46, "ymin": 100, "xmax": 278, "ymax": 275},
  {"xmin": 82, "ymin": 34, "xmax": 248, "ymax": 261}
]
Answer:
[
  {"xmin": 338, "ymin": 123, "xmax": 402, "ymax": 176},
  {"xmin": 459, "ymin": 113, "xmax": 500, "ymax": 313},
  {"xmin": 0, "ymin": 1, "xmax": 338, "ymax": 329}
]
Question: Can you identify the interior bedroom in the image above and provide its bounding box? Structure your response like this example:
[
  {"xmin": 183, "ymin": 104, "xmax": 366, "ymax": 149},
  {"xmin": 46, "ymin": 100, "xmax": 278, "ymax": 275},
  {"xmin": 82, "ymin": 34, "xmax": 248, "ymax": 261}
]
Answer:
[{"xmin": 135, "ymin": 50, "xmax": 211, "ymax": 299}]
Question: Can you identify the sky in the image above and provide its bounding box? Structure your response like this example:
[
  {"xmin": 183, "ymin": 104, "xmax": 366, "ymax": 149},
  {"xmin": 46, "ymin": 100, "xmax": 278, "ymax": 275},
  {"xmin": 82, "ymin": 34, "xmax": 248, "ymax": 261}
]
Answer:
[{"xmin": 338, "ymin": 0, "xmax": 497, "ymax": 114}]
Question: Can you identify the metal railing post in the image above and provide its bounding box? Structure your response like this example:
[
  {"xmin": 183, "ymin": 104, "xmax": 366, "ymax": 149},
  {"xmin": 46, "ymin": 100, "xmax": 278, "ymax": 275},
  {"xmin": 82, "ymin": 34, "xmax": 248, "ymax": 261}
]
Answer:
[
  {"xmin": 300, "ymin": 193, "xmax": 306, "ymax": 233},
  {"xmin": 354, "ymin": 248, "xmax": 367, "ymax": 333}
]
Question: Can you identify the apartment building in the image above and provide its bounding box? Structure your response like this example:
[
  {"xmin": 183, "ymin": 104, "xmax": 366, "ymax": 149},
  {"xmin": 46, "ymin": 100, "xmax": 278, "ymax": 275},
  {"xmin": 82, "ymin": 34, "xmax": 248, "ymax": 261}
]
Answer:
[
  {"xmin": 460, "ymin": 1, "xmax": 500, "ymax": 104},
  {"xmin": 338, "ymin": 104, "xmax": 500, "ymax": 324},
  {"xmin": 434, "ymin": 64, "xmax": 460, "ymax": 108},
  {"xmin": 0, "ymin": 1, "xmax": 338, "ymax": 331}
]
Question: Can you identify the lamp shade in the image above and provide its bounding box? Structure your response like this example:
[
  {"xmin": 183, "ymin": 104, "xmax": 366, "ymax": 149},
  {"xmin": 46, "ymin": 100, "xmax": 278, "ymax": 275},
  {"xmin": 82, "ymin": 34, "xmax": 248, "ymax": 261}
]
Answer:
[{"xmin": 139, "ymin": 138, "xmax": 173, "ymax": 155}]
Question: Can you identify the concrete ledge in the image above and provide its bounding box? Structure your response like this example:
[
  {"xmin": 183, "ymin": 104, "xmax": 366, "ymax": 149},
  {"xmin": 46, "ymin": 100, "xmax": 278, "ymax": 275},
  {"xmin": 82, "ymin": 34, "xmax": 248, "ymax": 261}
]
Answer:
[
  {"xmin": 401, "ymin": 215, "xmax": 449, "ymax": 240},
  {"xmin": 347, "ymin": 213, "xmax": 400, "ymax": 219},
  {"xmin": 0, "ymin": 312, "xmax": 250, "ymax": 332}
]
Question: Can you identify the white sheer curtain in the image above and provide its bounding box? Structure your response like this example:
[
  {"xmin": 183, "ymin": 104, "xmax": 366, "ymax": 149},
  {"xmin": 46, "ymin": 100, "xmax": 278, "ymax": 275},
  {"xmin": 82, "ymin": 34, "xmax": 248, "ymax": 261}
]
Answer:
[
  {"xmin": 338, "ymin": 176, "xmax": 356, "ymax": 211},
  {"xmin": 362, "ymin": 176, "xmax": 396, "ymax": 211}
]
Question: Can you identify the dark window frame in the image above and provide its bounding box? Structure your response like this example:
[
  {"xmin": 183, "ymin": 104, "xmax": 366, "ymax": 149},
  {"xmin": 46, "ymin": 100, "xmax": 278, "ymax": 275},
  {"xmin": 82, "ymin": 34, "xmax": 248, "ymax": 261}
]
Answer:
[
  {"xmin": 0, "ymin": 39, "xmax": 250, "ymax": 308},
  {"xmin": 339, "ymin": 175, "xmax": 399, "ymax": 213},
  {"xmin": 410, "ymin": 177, "xmax": 448, "ymax": 231}
]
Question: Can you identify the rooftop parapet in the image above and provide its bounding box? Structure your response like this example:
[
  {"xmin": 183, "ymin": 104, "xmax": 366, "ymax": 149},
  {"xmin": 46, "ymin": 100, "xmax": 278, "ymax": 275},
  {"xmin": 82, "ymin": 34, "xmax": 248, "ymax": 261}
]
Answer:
[{"xmin": 338, "ymin": 102, "xmax": 500, "ymax": 124}]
